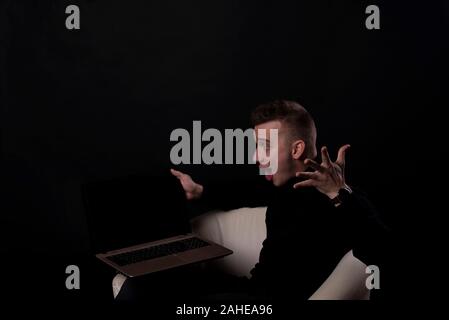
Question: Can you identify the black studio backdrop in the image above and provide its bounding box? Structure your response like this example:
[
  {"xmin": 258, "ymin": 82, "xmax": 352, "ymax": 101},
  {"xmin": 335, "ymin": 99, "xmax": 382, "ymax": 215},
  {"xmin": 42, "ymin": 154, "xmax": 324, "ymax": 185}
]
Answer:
[{"xmin": 0, "ymin": 0, "xmax": 447, "ymax": 302}]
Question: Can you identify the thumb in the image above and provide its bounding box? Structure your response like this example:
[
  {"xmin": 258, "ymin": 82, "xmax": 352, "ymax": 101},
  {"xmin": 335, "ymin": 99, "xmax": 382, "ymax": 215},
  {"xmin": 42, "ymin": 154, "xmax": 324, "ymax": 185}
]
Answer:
[
  {"xmin": 170, "ymin": 168, "xmax": 183, "ymax": 179},
  {"xmin": 336, "ymin": 144, "xmax": 351, "ymax": 166}
]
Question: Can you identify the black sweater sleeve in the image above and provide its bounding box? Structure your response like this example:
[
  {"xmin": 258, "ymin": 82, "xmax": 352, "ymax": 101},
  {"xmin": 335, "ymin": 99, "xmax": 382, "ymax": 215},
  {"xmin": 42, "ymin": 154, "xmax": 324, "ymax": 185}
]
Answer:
[
  {"xmin": 187, "ymin": 176, "xmax": 272, "ymax": 218},
  {"xmin": 336, "ymin": 188, "xmax": 389, "ymax": 266}
]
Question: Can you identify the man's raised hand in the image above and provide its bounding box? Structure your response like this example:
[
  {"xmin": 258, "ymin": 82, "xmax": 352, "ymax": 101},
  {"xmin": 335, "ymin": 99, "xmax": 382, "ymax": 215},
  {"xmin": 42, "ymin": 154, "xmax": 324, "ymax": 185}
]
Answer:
[{"xmin": 293, "ymin": 145, "xmax": 351, "ymax": 199}]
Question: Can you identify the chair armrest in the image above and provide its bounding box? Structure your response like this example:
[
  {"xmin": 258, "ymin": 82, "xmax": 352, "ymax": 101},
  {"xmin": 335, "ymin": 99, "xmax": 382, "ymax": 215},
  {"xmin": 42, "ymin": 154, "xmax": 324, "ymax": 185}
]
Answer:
[
  {"xmin": 309, "ymin": 250, "xmax": 370, "ymax": 300},
  {"xmin": 112, "ymin": 273, "xmax": 128, "ymax": 299}
]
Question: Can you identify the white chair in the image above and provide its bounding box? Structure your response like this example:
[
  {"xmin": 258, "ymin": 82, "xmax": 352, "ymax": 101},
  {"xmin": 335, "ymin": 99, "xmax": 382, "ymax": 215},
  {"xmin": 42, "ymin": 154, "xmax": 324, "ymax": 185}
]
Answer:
[{"xmin": 113, "ymin": 207, "xmax": 370, "ymax": 300}]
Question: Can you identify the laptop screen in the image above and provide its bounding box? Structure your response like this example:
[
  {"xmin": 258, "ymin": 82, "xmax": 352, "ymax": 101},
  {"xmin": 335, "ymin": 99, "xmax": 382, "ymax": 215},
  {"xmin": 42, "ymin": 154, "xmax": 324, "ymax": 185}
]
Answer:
[{"xmin": 82, "ymin": 174, "xmax": 191, "ymax": 254}]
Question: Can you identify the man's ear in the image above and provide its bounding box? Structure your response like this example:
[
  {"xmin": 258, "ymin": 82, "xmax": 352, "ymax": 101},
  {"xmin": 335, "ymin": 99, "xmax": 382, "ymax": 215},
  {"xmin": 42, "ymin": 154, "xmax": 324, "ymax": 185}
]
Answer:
[{"xmin": 291, "ymin": 140, "xmax": 306, "ymax": 160}]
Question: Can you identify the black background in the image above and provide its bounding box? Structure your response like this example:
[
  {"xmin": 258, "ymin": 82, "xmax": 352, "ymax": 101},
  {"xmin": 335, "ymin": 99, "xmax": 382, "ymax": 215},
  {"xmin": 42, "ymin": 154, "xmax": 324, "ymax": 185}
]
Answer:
[{"xmin": 0, "ymin": 0, "xmax": 447, "ymax": 304}]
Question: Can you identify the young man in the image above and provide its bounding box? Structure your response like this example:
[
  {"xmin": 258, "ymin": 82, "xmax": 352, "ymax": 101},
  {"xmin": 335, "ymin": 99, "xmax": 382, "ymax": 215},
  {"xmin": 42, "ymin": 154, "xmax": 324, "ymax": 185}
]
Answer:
[{"xmin": 170, "ymin": 100, "xmax": 387, "ymax": 300}]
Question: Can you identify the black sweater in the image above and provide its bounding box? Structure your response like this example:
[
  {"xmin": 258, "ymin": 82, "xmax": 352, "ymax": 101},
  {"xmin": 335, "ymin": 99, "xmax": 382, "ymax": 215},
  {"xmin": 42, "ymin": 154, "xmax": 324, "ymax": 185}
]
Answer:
[{"xmin": 192, "ymin": 176, "xmax": 388, "ymax": 299}]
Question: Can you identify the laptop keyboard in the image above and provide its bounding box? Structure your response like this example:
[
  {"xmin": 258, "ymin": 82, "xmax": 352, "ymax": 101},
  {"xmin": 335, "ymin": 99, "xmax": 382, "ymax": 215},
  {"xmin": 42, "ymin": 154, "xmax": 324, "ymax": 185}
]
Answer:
[{"xmin": 107, "ymin": 237, "xmax": 211, "ymax": 266}]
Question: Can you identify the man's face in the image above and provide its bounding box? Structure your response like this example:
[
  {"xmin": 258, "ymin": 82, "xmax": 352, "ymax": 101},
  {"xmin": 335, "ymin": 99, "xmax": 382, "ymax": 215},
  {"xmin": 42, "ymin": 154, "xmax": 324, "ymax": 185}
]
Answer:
[{"xmin": 255, "ymin": 120, "xmax": 297, "ymax": 187}]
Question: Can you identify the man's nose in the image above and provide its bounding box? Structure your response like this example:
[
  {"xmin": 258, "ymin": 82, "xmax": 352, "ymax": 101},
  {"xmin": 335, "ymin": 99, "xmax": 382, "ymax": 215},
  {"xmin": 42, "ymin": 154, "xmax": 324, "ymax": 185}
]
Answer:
[{"xmin": 255, "ymin": 148, "xmax": 269, "ymax": 166}]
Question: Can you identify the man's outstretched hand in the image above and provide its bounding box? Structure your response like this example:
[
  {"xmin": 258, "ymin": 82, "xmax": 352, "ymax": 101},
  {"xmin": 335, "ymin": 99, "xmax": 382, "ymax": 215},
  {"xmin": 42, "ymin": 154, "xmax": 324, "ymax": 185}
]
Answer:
[
  {"xmin": 294, "ymin": 145, "xmax": 351, "ymax": 199},
  {"xmin": 170, "ymin": 168, "xmax": 204, "ymax": 200}
]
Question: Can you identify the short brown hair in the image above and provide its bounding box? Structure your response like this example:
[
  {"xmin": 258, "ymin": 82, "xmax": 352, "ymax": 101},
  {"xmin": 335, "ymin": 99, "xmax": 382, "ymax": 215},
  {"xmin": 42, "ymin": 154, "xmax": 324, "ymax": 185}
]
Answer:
[{"xmin": 251, "ymin": 100, "xmax": 317, "ymax": 158}]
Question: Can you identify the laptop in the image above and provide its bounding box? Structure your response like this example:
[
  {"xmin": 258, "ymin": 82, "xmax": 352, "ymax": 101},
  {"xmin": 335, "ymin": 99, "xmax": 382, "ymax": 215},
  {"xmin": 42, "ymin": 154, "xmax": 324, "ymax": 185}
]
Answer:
[{"xmin": 83, "ymin": 174, "xmax": 232, "ymax": 277}]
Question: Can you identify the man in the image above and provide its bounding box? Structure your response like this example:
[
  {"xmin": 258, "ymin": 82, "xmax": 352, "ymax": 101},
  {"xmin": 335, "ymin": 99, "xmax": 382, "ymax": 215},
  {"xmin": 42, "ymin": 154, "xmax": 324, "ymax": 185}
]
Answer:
[{"xmin": 170, "ymin": 100, "xmax": 387, "ymax": 300}]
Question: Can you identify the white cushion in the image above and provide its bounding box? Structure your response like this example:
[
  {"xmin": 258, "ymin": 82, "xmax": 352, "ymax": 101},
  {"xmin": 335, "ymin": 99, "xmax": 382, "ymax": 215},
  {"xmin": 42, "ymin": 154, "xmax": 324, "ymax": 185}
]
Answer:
[{"xmin": 190, "ymin": 207, "xmax": 266, "ymax": 278}]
